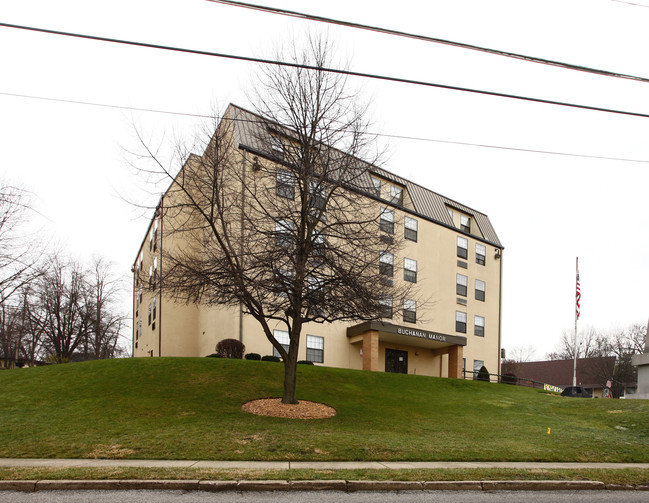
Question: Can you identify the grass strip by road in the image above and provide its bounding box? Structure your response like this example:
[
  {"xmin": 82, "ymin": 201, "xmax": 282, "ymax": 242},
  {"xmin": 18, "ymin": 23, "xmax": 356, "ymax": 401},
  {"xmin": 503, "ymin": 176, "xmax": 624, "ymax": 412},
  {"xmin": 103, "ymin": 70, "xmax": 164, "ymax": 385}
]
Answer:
[{"xmin": 0, "ymin": 467, "xmax": 648, "ymax": 485}]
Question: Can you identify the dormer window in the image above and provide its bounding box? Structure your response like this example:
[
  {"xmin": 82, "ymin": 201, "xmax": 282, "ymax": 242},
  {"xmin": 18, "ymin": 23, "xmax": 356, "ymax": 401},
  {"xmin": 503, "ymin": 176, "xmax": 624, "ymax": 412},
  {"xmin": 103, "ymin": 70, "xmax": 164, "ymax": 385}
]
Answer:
[
  {"xmin": 390, "ymin": 185, "xmax": 403, "ymax": 205},
  {"xmin": 269, "ymin": 134, "xmax": 284, "ymax": 159},
  {"xmin": 370, "ymin": 176, "xmax": 381, "ymax": 197},
  {"xmin": 460, "ymin": 215, "xmax": 471, "ymax": 233}
]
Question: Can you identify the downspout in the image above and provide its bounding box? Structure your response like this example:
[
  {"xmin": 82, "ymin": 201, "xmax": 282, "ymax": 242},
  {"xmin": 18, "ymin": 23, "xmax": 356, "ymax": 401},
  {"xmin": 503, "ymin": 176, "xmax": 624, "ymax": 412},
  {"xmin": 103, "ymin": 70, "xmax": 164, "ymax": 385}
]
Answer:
[
  {"xmin": 131, "ymin": 262, "xmax": 136, "ymax": 357},
  {"xmin": 158, "ymin": 195, "xmax": 163, "ymax": 357},
  {"xmin": 239, "ymin": 150, "xmax": 246, "ymax": 343},
  {"xmin": 497, "ymin": 248, "xmax": 503, "ymax": 375}
]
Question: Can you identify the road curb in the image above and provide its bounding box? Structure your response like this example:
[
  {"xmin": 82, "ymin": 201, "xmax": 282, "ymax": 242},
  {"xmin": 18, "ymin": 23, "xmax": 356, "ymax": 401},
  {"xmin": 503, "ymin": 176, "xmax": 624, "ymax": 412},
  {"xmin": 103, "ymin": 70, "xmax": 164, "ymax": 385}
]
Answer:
[
  {"xmin": 1, "ymin": 479, "xmax": 648, "ymax": 492},
  {"xmin": 481, "ymin": 480, "xmax": 605, "ymax": 491}
]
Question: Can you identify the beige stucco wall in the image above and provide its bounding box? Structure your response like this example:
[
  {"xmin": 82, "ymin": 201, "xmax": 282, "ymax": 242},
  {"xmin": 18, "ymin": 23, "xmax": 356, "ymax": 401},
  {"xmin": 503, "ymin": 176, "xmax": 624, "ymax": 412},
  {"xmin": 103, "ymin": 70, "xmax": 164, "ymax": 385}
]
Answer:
[{"xmin": 131, "ymin": 120, "xmax": 502, "ymax": 378}]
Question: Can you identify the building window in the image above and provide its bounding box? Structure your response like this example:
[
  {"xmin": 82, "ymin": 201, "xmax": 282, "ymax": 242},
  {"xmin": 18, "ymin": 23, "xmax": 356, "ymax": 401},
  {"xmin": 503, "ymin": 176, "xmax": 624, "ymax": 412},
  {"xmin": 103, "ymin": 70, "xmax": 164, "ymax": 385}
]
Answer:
[
  {"xmin": 390, "ymin": 185, "xmax": 403, "ymax": 205},
  {"xmin": 312, "ymin": 232, "xmax": 326, "ymax": 264},
  {"xmin": 269, "ymin": 134, "xmax": 284, "ymax": 159},
  {"xmin": 456, "ymin": 311, "xmax": 467, "ymax": 333},
  {"xmin": 148, "ymin": 303, "xmax": 152, "ymax": 326},
  {"xmin": 476, "ymin": 243, "xmax": 486, "ymax": 265},
  {"xmin": 275, "ymin": 219, "xmax": 294, "ymax": 248},
  {"xmin": 274, "ymin": 268, "xmax": 293, "ymax": 297},
  {"xmin": 473, "ymin": 359, "xmax": 484, "ymax": 380},
  {"xmin": 380, "ymin": 207, "xmax": 394, "ymax": 234},
  {"xmin": 404, "ymin": 216, "xmax": 418, "ymax": 242},
  {"xmin": 379, "ymin": 296, "xmax": 393, "ymax": 319},
  {"xmin": 276, "ymin": 169, "xmax": 295, "ymax": 199},
  {"xmin": 309, "ymin": 181, "xmax": 326, "ymax": 210},
  {"xmin": 457, "ymin": 236, "xmax": 468, "ymax": 259},
  {"xmin": 460, "ymin": 215, "xmax": 471, "ymax": 233},
  {"xmin": 474, "ymin": 315, "xmax": 485, "ymax": 337},
  {"xmin": 379, "ymin": 251, "xmax": 394, "ymax": 277},
  {"xmin": 307, "ymin": 276, "xmax": 325, "ymax": 304},
  {"xmin": 403, "ymin": 299, "xmax": 416, "ymax": 323},
  {"xmin": 138, "ymin": 285, "xmax": 143, "ymax": 305},
  {"xmin": 138, "ymin": 252, "xmax": 143, "ymax": 271},
  {"xmin": 456, "ymin": 273, "xmax": 468, "ymax": 297},
  {"xmin": 153, "ymin": 257, "xmax": 158, "ymax": 286},
  {"xmin": 475, "ymin": 279, "xmax": 486, "ymax": 301},
  {"xmin": 273, "ymin": 329, "xmax": 290, "ymax": 357},
  {"xmin": 306, "ymin": 335, "xmax": 324, "ymax": 363},
  {"xmin": 152, "ymin": 297, "xmax": 157, "ymax": 321},
  {"xmin": 148, "ymin": 265, "xmax": 153, "ymax": 287},
  {"xmin": 448, "ymin": 208, "xmax": 454, "ymax": 220},
  {"xmin": 404, "ymin": 258, "xmax": 417, "ymax": 283},
  {"xmin": 370, "ymin": 176, "xmax": 381, "ymax": 197}
]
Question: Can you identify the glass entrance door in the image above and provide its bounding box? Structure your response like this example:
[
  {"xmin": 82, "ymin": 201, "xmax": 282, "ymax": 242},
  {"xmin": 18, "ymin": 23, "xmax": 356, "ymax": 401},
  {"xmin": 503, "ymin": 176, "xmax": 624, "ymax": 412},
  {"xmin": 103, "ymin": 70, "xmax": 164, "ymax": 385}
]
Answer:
[{"xmin": 385, "ymin": 348, "xmax": 408, "ymax": 374}]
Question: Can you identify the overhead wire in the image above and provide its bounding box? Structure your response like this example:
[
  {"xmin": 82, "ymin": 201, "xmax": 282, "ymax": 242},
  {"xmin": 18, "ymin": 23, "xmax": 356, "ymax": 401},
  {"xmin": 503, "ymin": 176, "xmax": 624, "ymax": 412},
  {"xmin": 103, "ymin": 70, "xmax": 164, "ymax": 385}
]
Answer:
[
  {"xmin": 2, "ymin": 90, "xmax": 648, "ymax": 164},
  {"xmin": 206, "ymin": 0, "xmax": 649, "ymax": 84},
  {"xmin": 2, "ymin": 22, "xmax": 649, "ymax": 121}
]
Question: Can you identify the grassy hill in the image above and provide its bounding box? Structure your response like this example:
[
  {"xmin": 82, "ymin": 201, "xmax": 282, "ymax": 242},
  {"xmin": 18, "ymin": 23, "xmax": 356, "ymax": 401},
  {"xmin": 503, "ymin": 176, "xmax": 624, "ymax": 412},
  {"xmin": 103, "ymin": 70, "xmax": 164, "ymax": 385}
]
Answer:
[{"xmin": 1, "ymin": 357, "xmax": 648, "ymax": 462}]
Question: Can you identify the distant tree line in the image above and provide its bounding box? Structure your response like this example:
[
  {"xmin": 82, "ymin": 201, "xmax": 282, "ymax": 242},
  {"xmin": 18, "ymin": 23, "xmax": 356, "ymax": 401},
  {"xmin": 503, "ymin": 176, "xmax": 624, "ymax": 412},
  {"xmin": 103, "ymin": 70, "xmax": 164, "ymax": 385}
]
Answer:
[
  {"xmin": 504, "ymin": 324, "xmax": 646, "ymax": 398},
  {"xmin": 0, "ymin": 181, "xmax": 127, "ymax": 368},
  {"xmin": 545, "ymin": 324, "xmax": 646, "ymax": 398}
]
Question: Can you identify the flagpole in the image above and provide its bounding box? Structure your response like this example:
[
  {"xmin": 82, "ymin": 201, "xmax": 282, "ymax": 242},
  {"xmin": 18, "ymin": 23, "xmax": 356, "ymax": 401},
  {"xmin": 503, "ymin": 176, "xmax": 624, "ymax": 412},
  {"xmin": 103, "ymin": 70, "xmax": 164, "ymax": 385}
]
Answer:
[{"xmin": 573, "ymin": 257, "xmax": 579, "ymax": 387}]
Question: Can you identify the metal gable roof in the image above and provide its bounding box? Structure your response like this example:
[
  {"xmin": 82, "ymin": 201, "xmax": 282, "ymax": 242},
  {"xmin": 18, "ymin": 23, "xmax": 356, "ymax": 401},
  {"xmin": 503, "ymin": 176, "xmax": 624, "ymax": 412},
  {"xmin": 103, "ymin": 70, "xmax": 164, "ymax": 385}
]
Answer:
[{"xmin": 225, "ymin": 104, "xmax": 502, "ymax": 248}]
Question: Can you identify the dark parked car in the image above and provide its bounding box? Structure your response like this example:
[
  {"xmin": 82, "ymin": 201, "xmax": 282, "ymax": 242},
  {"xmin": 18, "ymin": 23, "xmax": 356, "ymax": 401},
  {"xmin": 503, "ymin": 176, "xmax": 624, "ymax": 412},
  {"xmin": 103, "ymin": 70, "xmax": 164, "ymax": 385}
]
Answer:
[{"xmin": 561, "ymin": 386, "xmax": 593, "ymax": 398}]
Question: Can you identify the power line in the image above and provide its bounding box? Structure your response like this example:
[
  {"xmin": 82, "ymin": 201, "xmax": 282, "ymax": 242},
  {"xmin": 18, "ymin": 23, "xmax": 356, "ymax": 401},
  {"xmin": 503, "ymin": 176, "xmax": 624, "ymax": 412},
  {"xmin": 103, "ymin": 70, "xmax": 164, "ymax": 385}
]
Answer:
[
  {"xmin": 3, "ymin": 90, "xmax": 648, "ymax": 164},
  {"xmin": 206, "ymin": 0, "xmax": 649, "ymax": 85},
  {"xmin": 3, "ymin": 21, "xmax": 649, "ymax": 121}
]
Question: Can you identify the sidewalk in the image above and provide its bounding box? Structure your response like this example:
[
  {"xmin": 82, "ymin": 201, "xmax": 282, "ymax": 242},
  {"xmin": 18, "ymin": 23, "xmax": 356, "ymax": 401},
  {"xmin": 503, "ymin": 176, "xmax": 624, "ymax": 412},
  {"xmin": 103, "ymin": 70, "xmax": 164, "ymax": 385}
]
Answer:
[
  {"xmin": 1, "ymin": 459, "xmax": 648, "ymax": 492},
  {"xmin": 1, "ymin": 458, "xmax": 649, "ymax": 470}
]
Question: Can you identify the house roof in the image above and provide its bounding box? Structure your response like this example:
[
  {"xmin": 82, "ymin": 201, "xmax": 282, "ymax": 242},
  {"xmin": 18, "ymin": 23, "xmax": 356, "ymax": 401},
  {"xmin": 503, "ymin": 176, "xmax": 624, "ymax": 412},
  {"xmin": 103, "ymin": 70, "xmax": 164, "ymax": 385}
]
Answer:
[
  {"xmin": 226, "ymin": 104, "xmax": 503, "ymax": 248},
  {"xmin": 503, "ymin": 357, "xmax": 617, "ymax": 389}
]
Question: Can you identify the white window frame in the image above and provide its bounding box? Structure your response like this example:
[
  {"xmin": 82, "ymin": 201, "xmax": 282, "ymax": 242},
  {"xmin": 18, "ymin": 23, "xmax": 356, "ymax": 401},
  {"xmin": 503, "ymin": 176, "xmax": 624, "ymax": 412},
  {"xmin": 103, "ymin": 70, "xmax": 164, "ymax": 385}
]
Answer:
[
  {"xmin": 370, "ymin": 176, "xmax": 381, "ymax": 197},
  {"xmin": 456, "ymin": 311, "xmax": 467, "ymax": 333},
  {"xmin": 306, "ymin": 335, "xmax": 324, "ymax": 363},
  {"xmin": 404, "ymin": 216, "xmax": 418, "ymax": 242},
  {"xmin": 273, "ymin": 329, "xmax": 290, "ymax": 357},
  {"xmin": 456, "ymin": 273, "xmax": 468, "ymax": 297},
  {"xmin": 404, "ymin": 258, "xmax": 417, "ymax": 283},
  {"xmin": 474, "ymin": 315, "xmax": 485, "ymax": 337},
  {"xmin": 390, "ymin": 185, "xmax": 403, "ymax": 205},
  {"xmin": 475, "ymin": 279, "xmax": 486, "ymax": 301},
  {"xmin": 460, "ymin": 215, "xmax": 471, "ymax": 232},
  {"xmin": 379, "ymin": 295, "xmax": 393, "ymax": 319},
  {"xmin": 403, "ymin": 298, "xmax": 416, "ymax": 323},
  {"xmin": 380, "ymin": 207, "xmax": 395, "ymax": 234},
  {"xmin": 276, "ymin": 169, "xmax": 295, "ymax": 199},
  {"xmin": 457, "ymin": 236, "xmax": 468, "ymax": 259},
  {"xmin": 476, "ymin": 243, "xmax": 486, "ymax": 265}
]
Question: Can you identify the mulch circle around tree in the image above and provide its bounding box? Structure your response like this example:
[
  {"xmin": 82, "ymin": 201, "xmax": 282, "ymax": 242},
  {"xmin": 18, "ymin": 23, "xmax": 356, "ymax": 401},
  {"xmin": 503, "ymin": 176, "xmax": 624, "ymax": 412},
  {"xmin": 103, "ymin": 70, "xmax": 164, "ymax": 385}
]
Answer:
[{"xmin": 241, "ymin": 398, "xmax": 336, "ymax": 419}]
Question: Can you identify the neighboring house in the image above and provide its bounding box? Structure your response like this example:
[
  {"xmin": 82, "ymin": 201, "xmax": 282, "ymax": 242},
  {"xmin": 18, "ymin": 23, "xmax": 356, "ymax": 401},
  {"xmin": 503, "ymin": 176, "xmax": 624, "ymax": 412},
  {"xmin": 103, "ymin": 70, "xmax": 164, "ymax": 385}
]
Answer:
[
  {"xmin": 502, "ymin": 357, "xmax": 635, "ymax": 397},
  {"xmin": 132, "ymin": 104, "xmax": 504, "ymax": 379}
]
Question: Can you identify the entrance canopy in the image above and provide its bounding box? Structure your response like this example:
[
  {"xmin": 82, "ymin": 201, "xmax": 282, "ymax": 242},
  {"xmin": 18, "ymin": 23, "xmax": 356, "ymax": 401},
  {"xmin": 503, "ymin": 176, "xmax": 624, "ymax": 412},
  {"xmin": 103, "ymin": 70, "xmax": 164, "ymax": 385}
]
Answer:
[{"xmin": 346, "ymin": 321, "xmax": 467, "ymax": 378}]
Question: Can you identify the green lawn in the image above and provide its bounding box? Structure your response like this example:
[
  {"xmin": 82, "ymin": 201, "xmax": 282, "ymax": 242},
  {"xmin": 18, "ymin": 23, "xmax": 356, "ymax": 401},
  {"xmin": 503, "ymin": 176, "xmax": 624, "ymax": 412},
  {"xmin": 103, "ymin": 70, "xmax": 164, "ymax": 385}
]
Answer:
[{"xmin": 1, "ymin": 357, "xmax": 648, "ymax": 462}]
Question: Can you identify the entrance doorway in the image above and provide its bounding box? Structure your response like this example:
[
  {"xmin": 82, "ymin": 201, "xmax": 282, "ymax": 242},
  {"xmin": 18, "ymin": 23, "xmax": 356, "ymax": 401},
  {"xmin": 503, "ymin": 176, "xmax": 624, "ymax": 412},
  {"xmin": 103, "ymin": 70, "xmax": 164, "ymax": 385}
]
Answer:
[{"xmin": 385, "ymin": 348, "xmax": 408, "ymax": 374}]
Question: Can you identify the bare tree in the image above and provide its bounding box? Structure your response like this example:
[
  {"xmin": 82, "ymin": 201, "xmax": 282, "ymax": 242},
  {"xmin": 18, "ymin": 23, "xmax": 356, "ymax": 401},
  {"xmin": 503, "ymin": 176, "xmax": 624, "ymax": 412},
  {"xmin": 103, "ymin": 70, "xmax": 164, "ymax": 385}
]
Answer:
[
  {"xmin": 546, "ymin": 326, "xmax": 599, "ymax": 360},
  {"xmin": 137, "ymin": 35, "xmax": 412, "ymax": 403},
  {"xmin": 82, "ymin": 257, "xmax": 127, "ymax": 360},
  {"xmin": 31, "ymin": 256, "xmax": 90, "ymax": 363},
  {"xmin": 546, "ymin": 324, "xmax": 647, "ymax": 397},
  {"xmin": 0, "ymin": 182, "xmax": 42, "ymax": 366}
]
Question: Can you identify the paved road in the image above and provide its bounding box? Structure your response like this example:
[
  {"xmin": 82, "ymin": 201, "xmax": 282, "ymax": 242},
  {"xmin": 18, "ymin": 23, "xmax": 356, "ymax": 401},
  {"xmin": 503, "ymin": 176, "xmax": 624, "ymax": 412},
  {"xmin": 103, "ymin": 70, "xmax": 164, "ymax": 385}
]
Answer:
[{"xmin": 0, "ymin": 491, "xmax": 644, "ymax": 503}]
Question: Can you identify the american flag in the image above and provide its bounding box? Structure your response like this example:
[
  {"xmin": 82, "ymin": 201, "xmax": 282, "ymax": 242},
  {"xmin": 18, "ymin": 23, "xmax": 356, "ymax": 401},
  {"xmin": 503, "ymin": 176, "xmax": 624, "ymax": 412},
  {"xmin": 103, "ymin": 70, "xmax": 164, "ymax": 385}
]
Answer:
[{"xmin": 575, "ymin": 269, "xmax": 581, "ymax": 320}]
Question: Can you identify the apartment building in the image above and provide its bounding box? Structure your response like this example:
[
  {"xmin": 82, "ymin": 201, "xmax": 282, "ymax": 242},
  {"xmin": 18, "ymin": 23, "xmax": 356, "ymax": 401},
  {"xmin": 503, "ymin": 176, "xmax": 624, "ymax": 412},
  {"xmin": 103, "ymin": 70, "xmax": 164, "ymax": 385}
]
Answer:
[{"xmin": 132, "ymin": 104, "xmax": 503, "ymax": 379}]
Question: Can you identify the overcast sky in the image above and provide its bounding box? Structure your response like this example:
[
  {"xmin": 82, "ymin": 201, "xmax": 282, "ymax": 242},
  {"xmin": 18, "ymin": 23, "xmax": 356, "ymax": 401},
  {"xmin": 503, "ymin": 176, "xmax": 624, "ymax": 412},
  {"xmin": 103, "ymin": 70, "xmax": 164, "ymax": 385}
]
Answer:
[{"xmin": 2, "ymin": 0, "xmax": 648, "ymax": 359}]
